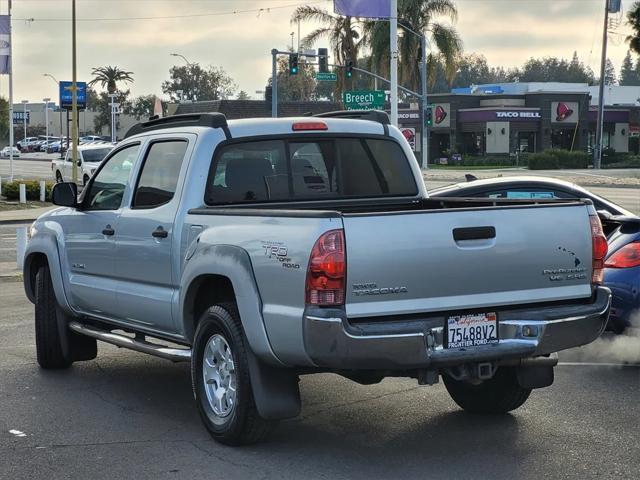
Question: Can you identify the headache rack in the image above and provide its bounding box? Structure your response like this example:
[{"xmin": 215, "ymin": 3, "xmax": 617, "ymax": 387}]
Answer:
[{"xmin": 124, "ymin": 113, "xmax": 230, "ymax": 139}]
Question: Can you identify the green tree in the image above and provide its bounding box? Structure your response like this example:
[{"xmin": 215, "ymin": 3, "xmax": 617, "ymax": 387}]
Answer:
[
  {"xmin": 619, "ymin": 51, "xmax": 640, "ymax": 85},
  {"xmin": 512, "ymin": 55, "xmax": 595, "ymax": 83},
  {"xmin": 627, "ymin": 2, "xmax": 640, "ymax": 55},
  {"xmin": 162, "ymin": 64, "xmax": 237, "ymax": 102},
  {"xmin": 0, "ymin": 97, "xmax": 9, "ymax": 144},
  {"xmin": 451, "ymin": 54, "xmax": 509, "ymax": 89},
  {"xmin": 604, "ymin": 58, "xmax": 618, "ymax": 85},
  {"xmin": 291, "ymin": 6, "xmax": 362, "ymax": 96},
  {"xmin": 268, "ymin": 54, "xmax": 317, "ymax": 102},
  {"xmin": 364, "ymin": 0, "xmax": 463, "ymax": 90},
  {"xmin": 88, "ymin": 66, "xmax": 134, "ymax": 94},
  {"xmin": 236, "ymin": 90, "xmax": 251, "ymax": 100},
  {"xmin": 125, "ymin": 94, "xmax": 163, "ymax": 120}
]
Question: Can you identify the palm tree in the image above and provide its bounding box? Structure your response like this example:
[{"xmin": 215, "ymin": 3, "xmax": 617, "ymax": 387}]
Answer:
[
  {"xmin": 88, "ymin": 66, "xmax": 134, "ymax": 93},
  {"xmin": 291, "ymin": 6, "xmax": 362, "ymax": 95},
  {"xmin": 364, "ymin": 0, "xmax": 463, "ymax": 91}
]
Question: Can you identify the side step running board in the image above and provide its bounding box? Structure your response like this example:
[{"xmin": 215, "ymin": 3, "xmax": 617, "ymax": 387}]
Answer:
[{"xmin": 68, "ymin": 321, "xmax": 191, "ymax": 363}]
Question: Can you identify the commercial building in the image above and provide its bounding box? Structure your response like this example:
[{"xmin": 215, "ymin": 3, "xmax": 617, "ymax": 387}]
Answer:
[{"xmin": 395, "ymin": 83, "xmax": 640, "ymax": 160}]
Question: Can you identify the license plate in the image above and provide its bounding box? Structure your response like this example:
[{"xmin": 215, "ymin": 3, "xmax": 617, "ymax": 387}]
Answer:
[{"xmin": 447, "ymin": 312, "xmax": 498, "ymax": 348}]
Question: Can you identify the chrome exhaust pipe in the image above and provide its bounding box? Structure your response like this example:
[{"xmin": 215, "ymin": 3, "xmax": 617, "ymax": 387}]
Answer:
[
  {"xmin": 68, "ymin": 321, "xmax": 191, "ymax": 363},
  {"xmin": 498, "ymin": 352, "xmax": 559, "ymax": 368}
]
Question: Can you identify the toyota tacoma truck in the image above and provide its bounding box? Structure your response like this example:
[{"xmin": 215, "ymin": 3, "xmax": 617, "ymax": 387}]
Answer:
[{"xmin": 24, "ymin": 111, "xmax": 611, "ymax": 445}]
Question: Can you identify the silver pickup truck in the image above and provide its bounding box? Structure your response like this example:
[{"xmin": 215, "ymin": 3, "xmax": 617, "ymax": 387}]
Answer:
[{"xmin": 24, "ymin": 111, "xmax": 611, "ymax": 445}]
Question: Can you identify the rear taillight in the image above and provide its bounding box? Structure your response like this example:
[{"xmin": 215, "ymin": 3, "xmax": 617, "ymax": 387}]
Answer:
[
  {"xmin": 305, "ymin": 229, "xmax": 345, "ymax": 306},
  {"xmin": 604, "ymin": 242, "xmax": 640, "ymax": 269},
  {"xmin": 590, "ymin": 214, "xmax": 608, "ymax": 284}
]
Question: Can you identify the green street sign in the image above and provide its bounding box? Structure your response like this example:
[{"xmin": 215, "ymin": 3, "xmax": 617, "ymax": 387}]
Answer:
[
  {"xmin": 316, "ymin": 72, "xmax": 337, "ymax": 81},
  {"xmin": 342, "ymin": 90, "xmax": 385, "ymax": 110}
]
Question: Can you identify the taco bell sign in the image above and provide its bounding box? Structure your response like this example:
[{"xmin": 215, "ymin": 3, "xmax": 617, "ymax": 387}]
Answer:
[{"xmin": 496, "ymin": 111, "xmax": 541, "ymax": 119}]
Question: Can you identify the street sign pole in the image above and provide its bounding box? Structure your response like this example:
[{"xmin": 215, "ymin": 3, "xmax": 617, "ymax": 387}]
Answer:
[
  {"xmin": 421, "ymin": 34, "xmax": 428, "ymax": 169},
  {"xmin": 8, "ymin": 0, "xmax": 14, "ymax": 181},
  {"xmin": 390, "ymin": 0, "xmax": 398, "ymax": 126}
]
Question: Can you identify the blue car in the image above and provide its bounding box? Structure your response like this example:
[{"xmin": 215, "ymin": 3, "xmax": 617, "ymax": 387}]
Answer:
[
  {"xmin": 430, "ymin": 176, "xmax": 640, "ymax": 333},
  {"xmin": 602, "ymin": 215, "xmax": 640, "ymax": 333}
]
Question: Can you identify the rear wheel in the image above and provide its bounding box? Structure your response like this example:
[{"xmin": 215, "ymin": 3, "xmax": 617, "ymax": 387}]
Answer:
[
  {"xmin": 35, "ymin": 265, "xmax": 97, "ymax": 369},
  {"xmin": 443, "ymin": 367, "xmax": 531, "ymax": 414},
  {"xmin": 191, "ymin": 303, "xmax": 275, "ymax": 445}
]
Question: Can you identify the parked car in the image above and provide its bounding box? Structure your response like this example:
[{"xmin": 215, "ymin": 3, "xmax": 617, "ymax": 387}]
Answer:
[
  {"xmin": 17, "ymin": 136, "xmax": 39, "ymax": 152},
  {"xmin": 0, "ymin": 146, "xmax": 20, "ymax": 158},
  {"xmin": 51, "ymin": 143, "xmax": 114, "ymax": 185},
  {"xmin": 429, "ymin": 176, "xmax": 638, "ymax": 332},
  {"xmin": 25, "ymin": 112, "xmax": 611, "ymax": 445},
  {"xmin": 40, "ymin": 139, "xmax": 60, "ymax": 152}
]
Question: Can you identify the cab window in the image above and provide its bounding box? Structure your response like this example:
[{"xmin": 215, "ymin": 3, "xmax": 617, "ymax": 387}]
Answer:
[{"xmin": 85, "ymin": 144, "xmax": 140, "ymax": 210}]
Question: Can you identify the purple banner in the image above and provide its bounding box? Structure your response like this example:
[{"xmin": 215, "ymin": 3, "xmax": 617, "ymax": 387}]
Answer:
[
  {"xmin": 458, "ymin": 109, "xmax": 542, "ymax": 123},
  {"xmin": 0, "ymin": 15, "xmax": 10, "ymax": 75},
  {"xmin": 334, "ymin": 0, "xmax": 391, "ymax": 18},
  {"xmin": 588, "ymin": 110, "xmax": 628, "ymax": 123}
]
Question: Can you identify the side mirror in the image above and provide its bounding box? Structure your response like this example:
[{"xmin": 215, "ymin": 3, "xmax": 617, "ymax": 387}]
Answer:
[{"xmin": 51, "ymin": 182, "xmax": 78, "ymax": 207}]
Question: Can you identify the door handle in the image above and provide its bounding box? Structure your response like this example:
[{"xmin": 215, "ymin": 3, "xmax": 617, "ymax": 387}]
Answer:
[
  {"xmin": 152, "ymin": 226, "xmax": 168, "ymax": 238},
  {"xmin": 453, "ymin": 226, "xmax": 496, "ymax": 241},
  {"xmin": 102, "ymin": 225, "xmax": 115, "ymax": 236}
]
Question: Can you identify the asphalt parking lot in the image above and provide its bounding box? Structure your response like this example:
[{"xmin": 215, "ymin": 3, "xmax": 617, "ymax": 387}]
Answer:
[{"xmin": 1, "ymin": 278, "xmax": 638, "ymax": 480}]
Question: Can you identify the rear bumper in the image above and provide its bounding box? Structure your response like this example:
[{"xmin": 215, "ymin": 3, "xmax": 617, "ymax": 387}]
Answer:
[{"xmin": 303, "ymin": 287, "xmax": 611, "ymax": 369}]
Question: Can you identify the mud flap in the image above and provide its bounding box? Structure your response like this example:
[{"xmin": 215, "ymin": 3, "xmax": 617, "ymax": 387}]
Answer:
[
  {"xmin": 517, "ymin": 365, "xmax": 554, "ymax": 389},
  {"xmin": 246, "ymin": 346, "xmax": 301, "ymax": 420}
]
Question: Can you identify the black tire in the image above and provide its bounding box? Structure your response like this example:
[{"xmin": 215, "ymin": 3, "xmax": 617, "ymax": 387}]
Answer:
[
  {"xmin": 191, "ymin": 303, "xmax": 275, "ymax": 445},
  {"xmin": 443, "ymin": 367, "xmax": 531, "ymax": 414},
  {"xmin": 55, "ymin": 171, "xmax": 63, "ymax": 183},
  {"xmin": 35, "ymin": 265, "xmax": 97, "ymax": 369}
]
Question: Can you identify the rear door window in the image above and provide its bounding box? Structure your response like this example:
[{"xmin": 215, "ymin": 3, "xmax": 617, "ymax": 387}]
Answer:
[{"xmin": 206, "ymin": 137, "xmax": 417, "ymax": 204}]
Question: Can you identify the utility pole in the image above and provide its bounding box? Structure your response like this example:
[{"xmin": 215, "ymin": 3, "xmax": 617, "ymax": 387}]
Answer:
[
  {"xmin": 71, "ymin": 0, "xmax": 79, "ymax": 184},
  {"xmin": 390, "ymin": 0, "xmax": 398, "ymax": 126},
  {"xmin": 421, "ymin": 34, "xmax": 428, "ymax": 169},
  {"xmin": 594, "ymin": 0, "xmax": 610, "ymax": 169},
  {"xmin": 271, "ymin": 48, "xmax": 278, "ymax": 118},
  {"xmin": 8, "ymin": 0, "xmax": 14, "ymax": 181}
]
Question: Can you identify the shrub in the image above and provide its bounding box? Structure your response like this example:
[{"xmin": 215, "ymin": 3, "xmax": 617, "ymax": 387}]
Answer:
[
  {"xmin": 461, "ymin": 155, "xmax": 518, "ymax": 167},
  {"xmin": 528, "ymin": 153, "xmax": 559, "ymax": 170},
  {"xmin": 1, "ymin": 180, "xmax": 54, "ymax": 201}
]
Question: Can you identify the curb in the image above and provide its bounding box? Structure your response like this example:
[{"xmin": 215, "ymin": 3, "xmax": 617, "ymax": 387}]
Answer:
[
  {"xmin": 0, "ymin": 273, "xmax": 22, "ymax": 283},
  {"xmin": 0, "ymin": 217, "xmax": 38, "ymax": 225}
]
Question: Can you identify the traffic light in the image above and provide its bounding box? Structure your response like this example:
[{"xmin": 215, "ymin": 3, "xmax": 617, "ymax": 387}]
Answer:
[
  {"xmin": 346, "ymin": 60, "xmax": 353, "ymax": 78},
  {"xmin": 318, "ymin": 48, "xmax": 328, "ymax": 73},
  {"xmin": 425, "ymin": 106, "xmax": 433, "ymax": 127},
  {"xmin": 289, "ymin": 53, "xmax": 299, "ymax": 75}
]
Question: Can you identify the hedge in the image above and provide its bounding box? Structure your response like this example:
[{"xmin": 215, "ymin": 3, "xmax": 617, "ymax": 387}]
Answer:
[
  {"xmin": 1, "ymin": 180, "xmax": 54, "ymax": 201},
  {"xmin": 528, "ymin": 149, "xmax": 590, "ymax": 170}
]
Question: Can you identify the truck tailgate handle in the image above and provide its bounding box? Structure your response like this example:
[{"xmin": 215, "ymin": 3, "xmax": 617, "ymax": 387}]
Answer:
[{"xmin": 453, "ymin": 226, "xmax": 496, "ymax": 241}]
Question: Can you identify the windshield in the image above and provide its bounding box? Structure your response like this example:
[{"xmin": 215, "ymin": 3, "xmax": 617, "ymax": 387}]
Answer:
[{"xmin": 82, "ymin": 148, "xmax": 112, "ymax": 163}]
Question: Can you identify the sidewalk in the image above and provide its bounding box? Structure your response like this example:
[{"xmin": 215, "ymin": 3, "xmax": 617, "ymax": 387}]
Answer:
[{"xmin": 0, "ymin": 206, "xmax": 55, "ymax": 224}]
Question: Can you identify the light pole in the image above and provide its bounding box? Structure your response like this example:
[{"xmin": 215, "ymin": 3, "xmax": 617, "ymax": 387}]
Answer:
[
  {"xmin": 108, "ymin": 93, "xmax": 118, "ymax": 142},
  {"xmin": 43, "ymin": 74, "xmax": 63, "ymax": 138},
  {"xmin": 43, "ymin": 97, "xmax": 51, "ymax": 141},
  {"xmin": 21, "ymin": 100, "xmax": 28, "ymax": 144}
]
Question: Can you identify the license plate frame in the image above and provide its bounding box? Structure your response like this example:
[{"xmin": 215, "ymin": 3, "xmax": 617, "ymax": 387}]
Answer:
[{"xmin": 446, "ymin": 311, "xmax": 499, "ymax": 349}]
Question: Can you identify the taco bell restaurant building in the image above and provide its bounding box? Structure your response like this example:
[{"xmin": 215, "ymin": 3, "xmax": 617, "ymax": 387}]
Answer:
[{"xmin": 420, "ymin": 83, "xmax": 636, "ymax": 159}]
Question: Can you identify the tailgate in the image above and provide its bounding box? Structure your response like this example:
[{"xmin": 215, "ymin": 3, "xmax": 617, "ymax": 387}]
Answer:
[{"xmin": 343, "ymin": 204, "xmax": 593, "ymax": 318}]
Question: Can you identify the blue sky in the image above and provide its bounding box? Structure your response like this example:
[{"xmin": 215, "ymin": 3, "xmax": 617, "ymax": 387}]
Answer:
[{"xmin": 1, "ymin": 0, "xmax": 635, "ymax": 103}]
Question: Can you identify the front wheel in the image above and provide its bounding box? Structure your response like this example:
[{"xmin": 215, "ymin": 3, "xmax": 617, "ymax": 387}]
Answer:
[
  {"xmin": 35, "ymin": 265, "xmax": 97, "ymax": 369},
  {"xmin": 191, "ymin": 304, "xmax": 275, "ymax": 445},
  {"xmin": 443, "ymin": 367, "xmax": 532, "ymax": 414}
]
